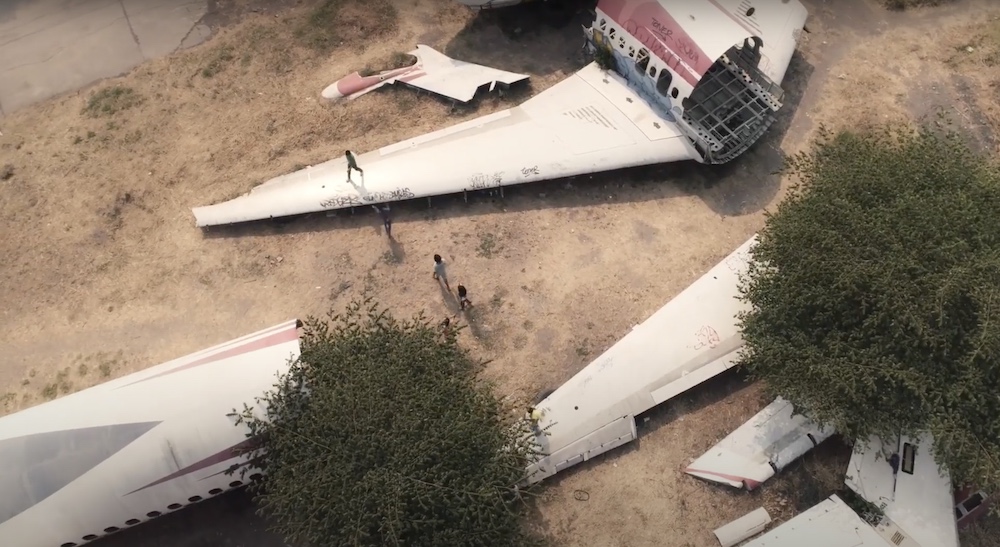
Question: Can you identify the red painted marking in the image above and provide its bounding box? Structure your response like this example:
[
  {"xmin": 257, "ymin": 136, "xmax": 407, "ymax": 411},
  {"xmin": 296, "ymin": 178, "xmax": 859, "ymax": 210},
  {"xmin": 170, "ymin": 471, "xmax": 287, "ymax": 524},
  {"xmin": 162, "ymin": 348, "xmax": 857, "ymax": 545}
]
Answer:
[
  {"xmin": 121, "ymin": 323, "xmax": 299, "ymax": 388},
  {"xmin": 693, "ymin": 325, "xmax": 721, "ymax": 350},
  {"xmin": 337, "ymin": 65, "xmax": 421, "ymax": 97},
  {"xmin": 126, "ymin": 438, "xmax": 259, "ymax": 495},
  {"xmin": 685, "ymin": 467, "xmax": 762, "ymax": 490},
  {"xmin": 598, "ymin": 0, "xmax": 714, "ymax": 86}
]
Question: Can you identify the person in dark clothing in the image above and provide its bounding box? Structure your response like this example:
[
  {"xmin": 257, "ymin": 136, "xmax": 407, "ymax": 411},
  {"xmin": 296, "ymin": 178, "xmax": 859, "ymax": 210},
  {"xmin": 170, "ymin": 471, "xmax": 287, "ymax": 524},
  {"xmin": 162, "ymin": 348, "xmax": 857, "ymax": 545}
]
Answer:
[
  {"xmin": 372, "ymin": 204, "xmax": 391, "ymax": 237},
  {"xmin": 457, "ymin": 284, "xmax": 472, "ymax": 310},
  {"xmin": 345, "ymin": 150, "xmax": 364, "ymax": 182}
]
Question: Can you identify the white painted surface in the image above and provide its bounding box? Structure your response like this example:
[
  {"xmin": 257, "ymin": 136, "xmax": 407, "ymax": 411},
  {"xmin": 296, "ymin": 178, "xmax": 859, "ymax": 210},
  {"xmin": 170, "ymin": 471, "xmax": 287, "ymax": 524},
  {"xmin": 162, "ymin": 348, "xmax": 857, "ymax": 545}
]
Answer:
[
  {"xmin": 685, "ymin": 396, "xmax": 835, "ymax": 489},
  {"xmin": 524, "ymin": 235, "xmax": 757, "ymax": 484},
  {"xmin": 845, "ymin": 434, "xmax": 960, "ymax": 547},
  {"xmin": 321, "ymin": 44, "xmax": 529, "ymax": 103},
  {"xmin": 743, "ymin": 495, "xmax": 891, "ymax": 547},
  {"xmin": 0, "ymin": 320, "xmax": 300, "ymax": 547},
  {"xmin": 713, "ymin": 507, "xmax": 771, "ymax": 547}
]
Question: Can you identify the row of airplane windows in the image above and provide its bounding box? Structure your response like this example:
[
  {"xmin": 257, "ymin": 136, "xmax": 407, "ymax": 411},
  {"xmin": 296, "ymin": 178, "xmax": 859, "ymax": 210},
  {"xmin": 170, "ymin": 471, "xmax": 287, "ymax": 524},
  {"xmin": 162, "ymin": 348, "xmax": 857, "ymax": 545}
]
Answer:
[
  {"xmin": 56, "ymin": 474, "xmax": 263, "ymax": 547},
  {"xmin": 596, "ymin": 19, "xmax": 681, "ymax": 100}
]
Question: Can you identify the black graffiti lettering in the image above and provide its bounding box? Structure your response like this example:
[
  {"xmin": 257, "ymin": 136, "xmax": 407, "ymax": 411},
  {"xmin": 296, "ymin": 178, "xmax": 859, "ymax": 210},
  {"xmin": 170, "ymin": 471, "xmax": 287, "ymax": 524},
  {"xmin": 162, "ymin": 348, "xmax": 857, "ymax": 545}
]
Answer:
[
  {"xmin": 320, "ymin": 195, "xmax": 362, "ymax": 208},
  {"xmin": 520, "ymin": 165, "xmax": 540, "ymax": 177},
  {"xmin": 320, "ymin": 188, "xmax": 414, "ymax": 209},
  {"xmin": 469, "ymin": 171, "xmax": 504, "ymax": 190},
  {"xmin": 649, "ymin": 18, "xmax": 673, "ymax": 42}
]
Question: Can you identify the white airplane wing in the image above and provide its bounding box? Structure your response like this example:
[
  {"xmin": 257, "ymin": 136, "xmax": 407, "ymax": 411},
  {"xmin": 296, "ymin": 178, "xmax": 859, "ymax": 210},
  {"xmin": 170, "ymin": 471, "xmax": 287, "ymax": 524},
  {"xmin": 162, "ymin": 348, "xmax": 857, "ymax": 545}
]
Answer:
[
  {"xmin": 320, "ymin": 44, "xmax": 529, "ymax": 103},
  {"xmin": 523, "ymin": 235, "xmax": 757, "ymax": 484},
  {"xmin": 742, "ymin": 495, "xmax": 893, "ymax": 547},
  {"xmin": 844, "ymin": 434, "xmax": 960, "ymax": 547},
  {"xmin": 192, "ymin": 62, "xmax": 699, "ymax": 228},
  {"xmin": 684, "ymin": 396, "xmax": 835, "ymax": 490}
]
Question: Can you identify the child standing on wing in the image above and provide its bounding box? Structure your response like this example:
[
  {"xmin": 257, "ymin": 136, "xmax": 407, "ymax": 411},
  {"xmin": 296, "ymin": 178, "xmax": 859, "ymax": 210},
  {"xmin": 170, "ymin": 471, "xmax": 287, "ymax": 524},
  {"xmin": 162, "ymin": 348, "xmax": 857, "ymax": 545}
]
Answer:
[{"xmin": 345, "ymin": 150, "xmax": 364, "ymax": 183}]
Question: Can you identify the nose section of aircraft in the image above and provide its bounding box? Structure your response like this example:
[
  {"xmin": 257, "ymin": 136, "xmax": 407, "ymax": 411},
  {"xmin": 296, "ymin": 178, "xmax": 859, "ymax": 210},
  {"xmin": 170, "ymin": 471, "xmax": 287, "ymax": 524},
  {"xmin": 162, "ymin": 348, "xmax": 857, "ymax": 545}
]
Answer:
[{"xmin": 320, "ymin": 81, "xmax": 344, "ymax": 101}]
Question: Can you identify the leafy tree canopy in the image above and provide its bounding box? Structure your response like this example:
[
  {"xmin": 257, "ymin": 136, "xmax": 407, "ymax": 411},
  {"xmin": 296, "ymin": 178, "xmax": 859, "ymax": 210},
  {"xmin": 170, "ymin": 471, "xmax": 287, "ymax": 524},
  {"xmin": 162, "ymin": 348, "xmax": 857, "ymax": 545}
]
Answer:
[
  {"xmin": 739, "ymin": 124, "xmax": 1000, "ymax": 494},
  {"xmin": 234, "ymin": 299, "xmax": 540, "ymax": 547}
]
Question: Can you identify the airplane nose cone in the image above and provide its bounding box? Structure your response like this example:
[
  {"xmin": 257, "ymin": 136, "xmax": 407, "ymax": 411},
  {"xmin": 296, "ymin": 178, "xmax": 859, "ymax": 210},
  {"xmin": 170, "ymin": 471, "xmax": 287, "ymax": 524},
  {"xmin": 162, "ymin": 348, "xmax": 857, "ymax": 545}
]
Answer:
[{"xmin": 320, "ymin": 81, "xmax": 344, "ymax": 102}]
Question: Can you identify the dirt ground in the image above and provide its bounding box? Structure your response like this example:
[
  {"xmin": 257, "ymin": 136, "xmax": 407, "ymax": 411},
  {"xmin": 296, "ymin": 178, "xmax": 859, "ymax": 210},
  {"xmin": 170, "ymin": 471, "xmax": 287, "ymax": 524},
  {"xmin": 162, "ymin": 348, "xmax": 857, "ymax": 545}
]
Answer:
[{"xmin": 2, "ymin": 0, "xmax": 1000, "ymax": 545}]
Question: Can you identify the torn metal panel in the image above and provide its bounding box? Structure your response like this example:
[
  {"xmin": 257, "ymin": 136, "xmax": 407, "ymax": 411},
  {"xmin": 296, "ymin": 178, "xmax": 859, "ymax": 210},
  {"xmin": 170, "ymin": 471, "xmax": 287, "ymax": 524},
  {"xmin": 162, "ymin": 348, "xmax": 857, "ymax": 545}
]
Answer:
[
  {"xmin": 320, "ymin": 44, "xmax": 529, "ymax": 104},
  {"xmin": 684, "ymin": 396, "xmax": 835, "ymax": 490}
]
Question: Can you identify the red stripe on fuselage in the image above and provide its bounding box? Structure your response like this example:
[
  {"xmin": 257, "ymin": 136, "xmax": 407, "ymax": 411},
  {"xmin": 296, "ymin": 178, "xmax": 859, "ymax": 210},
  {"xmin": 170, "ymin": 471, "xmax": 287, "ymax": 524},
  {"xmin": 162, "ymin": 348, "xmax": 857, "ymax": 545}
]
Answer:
[
  {"xmin": 598, "ymin": 0, "xmax": 713, "ymax": 87},
  {"xmin": 126, "ymin": 438, "xmax": 259, "ymax": 495},
  {"xmin": 121, "ymin": 323, "xmax": 299, "ymax": 388}
]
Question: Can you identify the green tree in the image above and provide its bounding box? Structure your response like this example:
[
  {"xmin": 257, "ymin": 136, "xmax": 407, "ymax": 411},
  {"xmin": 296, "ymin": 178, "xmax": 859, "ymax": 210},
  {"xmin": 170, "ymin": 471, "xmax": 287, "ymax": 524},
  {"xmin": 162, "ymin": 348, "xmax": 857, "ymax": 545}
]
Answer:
[
  {"xmin": 233, "ymin": 298, "xmax": 541, "ymax": 546},
  {"xmin": 738, "ymin": 124, "xmax": 1000, "ymax": 495}
]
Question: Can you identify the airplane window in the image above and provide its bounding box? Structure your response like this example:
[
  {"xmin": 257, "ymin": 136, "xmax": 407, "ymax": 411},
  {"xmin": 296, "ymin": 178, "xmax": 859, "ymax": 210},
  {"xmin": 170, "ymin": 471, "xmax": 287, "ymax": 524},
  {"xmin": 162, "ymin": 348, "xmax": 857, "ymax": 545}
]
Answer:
[
  {"xmin": 229, "ymin": 480, "xmax": 243, "ymax": 488},
  {"xmin": 671, "ymin": 87, "xmax": 679, "ymax": 98},
  {"xmin": 125, "ymin": 519, "xmax": 141, "ymax": 526},
  {"xmin": 618, "ymin": 36, "xmax": 626, "ymax": 49},
  {"xmin": 901, "ymin": 443, "xmax": 916, "ymax": 475},
  {"xmin": 104, "ymin": 527, "xmax": 120, "ymax": 534},
  {"xmin": 189, "ymin": 495, "xmax": 203, "ymax": 502},
  {"xmin": 635, "ymin": 50, "xmax": 650, "ymax": 73},
  {"xmin": 168, "ymin": 503, "xmax": 183, "ymax": 510},
  {"xmin": 657, "ymin": 70, "xmax": 673, "ymax": 95},
  {"xmin": 210, "ymin": 488, "xmax": 224, "ymax": 495},
  {"xmin": 146, "ymin": 511, "xmax": 161, "ymax": 518},
  {"xmin": 82, "ymin": 535, "xmax": 98, "ymax": 541},
  {"xmin": 746, "ymin": 7, "xmax": 756, "ymax": 16},
  {"xmin": 61, "ymin": 543, "xmax": 78, "ymax": 547},
  {"xmin": 648, "ymin": 66, "xmax": 657, "ymax": 79},
  {"xmin": 628, "ymin": 46, "xmax": 635, "ymax": 58},
  {"xmin": 609, "ymin": 28, "xmax": 616, "ymax": 40},
  {"xmin": 599, "ymin": 18, "xmax": 607, "ymax": 30}
]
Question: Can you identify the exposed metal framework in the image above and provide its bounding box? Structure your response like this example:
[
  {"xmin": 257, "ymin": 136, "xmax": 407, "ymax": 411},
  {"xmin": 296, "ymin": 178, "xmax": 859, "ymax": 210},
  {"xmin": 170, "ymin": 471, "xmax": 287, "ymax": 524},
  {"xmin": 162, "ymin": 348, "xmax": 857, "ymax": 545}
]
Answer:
[{"xmin": 681, "ymin": 40, "xmax": 784, "ymax": 165}]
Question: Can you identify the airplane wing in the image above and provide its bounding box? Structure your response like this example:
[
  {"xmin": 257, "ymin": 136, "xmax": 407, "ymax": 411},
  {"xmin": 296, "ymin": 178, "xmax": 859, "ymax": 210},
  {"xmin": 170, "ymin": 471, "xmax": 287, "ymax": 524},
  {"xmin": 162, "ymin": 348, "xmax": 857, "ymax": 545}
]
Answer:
[
  {"xmin": 192, "ymin": 62, "xmax": 700, "ymax": 228},
  {"xmin": 844, "ymin": 434, "xmax": 960, "ymax": 547},
  {"xmin": 684, "ymin": 396, "xmax": 835, "ymax": 490},
  {"xmin": 742, "ymin": 495, "xmax": 893, "ymax": 547},
  {"xmin": 522, "ymin": 235, "xmax": 757, "ymax": 485},
  {"xmin": 320, "ymin": 44, "xmax": 529, "ymax": 103}
]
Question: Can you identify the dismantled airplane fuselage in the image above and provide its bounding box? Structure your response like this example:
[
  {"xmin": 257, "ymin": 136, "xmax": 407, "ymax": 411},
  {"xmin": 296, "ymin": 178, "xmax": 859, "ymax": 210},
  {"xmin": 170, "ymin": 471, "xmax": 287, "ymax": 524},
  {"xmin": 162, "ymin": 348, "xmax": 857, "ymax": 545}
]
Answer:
[
  {"xmin": 191, "ymin": 0, "xmax": 808, "ymax": 227},
  {"xmin": 586, "ymin": 0, "xmax": 789, "ymax": 164}
]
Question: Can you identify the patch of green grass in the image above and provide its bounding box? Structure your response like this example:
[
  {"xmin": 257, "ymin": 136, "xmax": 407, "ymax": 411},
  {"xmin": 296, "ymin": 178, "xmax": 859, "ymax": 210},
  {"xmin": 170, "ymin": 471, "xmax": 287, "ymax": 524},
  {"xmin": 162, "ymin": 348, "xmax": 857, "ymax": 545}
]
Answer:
[
  {"xmin": 880, "ymin": 0, "xmax": 953, "ymax": 9},
  {"xmin": 202, "ymin": 45, "xmax": 235, "ymax": 78},
  {"xmin": 476, "ymin": 232, "xmax": 503, "ymax": 258},
  {"xmin": 84, "ymin": 85, "xmax": 143, "ymax": 117},
  {"xmin": 41, "ymin": 383, "xmax": 58, "ymax": 400}
]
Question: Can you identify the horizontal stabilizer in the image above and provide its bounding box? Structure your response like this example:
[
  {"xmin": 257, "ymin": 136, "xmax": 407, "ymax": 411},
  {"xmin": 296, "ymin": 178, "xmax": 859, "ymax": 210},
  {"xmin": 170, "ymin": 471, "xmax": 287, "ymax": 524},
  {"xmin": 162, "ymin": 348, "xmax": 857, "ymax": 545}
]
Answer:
[
  {"xmin": 684, "ymin": 396, "xmax": 834, "ymax": 490},
  {"xmin": 742, "ymin": 495, "xmax": 891, "ymax": 546},
  {"xmin": 845, "ymin": 434, "xmax": 959, "ymax": 547},
  {"xmin": 320, "ymin": 44, "xmax": 529, "ymax": 103}
]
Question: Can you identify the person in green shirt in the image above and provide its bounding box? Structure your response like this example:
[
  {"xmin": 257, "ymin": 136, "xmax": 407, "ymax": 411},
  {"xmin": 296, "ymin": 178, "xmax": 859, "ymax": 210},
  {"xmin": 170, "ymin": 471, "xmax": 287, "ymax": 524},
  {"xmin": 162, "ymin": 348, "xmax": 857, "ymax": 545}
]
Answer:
[{"xmin": 345, "ymin": 150, "xmax": 364, "ymax": 183}]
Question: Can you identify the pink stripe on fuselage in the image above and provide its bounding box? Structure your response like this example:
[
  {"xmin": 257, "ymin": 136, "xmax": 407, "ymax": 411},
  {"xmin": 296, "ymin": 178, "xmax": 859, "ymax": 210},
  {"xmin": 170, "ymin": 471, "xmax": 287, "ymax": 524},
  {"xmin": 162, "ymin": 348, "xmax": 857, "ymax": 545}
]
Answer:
[{"xmin": 598, "ymin": 0, "xmax": 713, "ymax": 87}]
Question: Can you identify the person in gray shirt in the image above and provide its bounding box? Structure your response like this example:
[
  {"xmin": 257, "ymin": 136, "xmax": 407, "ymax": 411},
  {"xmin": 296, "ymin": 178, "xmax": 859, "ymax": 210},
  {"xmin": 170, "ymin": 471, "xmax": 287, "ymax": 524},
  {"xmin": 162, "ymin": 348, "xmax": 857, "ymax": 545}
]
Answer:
[{"xmin": 432, "ymin": 254, "xmax": 451, "ymax": 291}]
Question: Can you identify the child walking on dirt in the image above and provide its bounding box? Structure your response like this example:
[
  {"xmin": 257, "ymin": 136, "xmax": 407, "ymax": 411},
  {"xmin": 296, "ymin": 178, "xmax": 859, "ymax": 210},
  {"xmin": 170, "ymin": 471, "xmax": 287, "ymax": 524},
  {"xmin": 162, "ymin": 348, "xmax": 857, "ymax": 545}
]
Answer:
[
  {"xmin": 457, "ymin": 284, "xmax": 472, "ymax": 311},
  {"xmin": 345, "ymin": 150, "xmax": 364, "ymax": 183}
]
